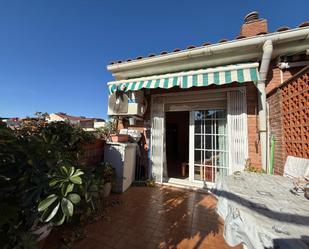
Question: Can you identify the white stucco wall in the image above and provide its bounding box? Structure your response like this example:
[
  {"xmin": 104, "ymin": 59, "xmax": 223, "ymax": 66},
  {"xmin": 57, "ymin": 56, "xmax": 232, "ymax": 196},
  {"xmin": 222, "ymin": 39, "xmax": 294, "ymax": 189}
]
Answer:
[
  {"xmin": 94, "ymin": 121, "xmax": 105, "ymax": 129},
  {"xmin": 47, "ymin": 113, "xmax": 66, "ymax": 122}
]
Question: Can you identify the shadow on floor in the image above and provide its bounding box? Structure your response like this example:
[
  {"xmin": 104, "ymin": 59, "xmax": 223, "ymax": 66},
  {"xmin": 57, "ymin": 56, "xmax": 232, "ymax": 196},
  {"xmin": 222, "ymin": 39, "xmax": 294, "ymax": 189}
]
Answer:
[{"xmin": 44, "ymin": 186, "xmax": 242, "ymax": 249}]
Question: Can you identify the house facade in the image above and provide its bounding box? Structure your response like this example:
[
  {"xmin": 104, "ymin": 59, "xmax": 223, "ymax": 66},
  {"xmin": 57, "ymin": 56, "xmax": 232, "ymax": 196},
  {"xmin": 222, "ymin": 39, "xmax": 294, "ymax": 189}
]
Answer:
[
  {"xmin": 48, "ymin": 113, "xmax": 105, "ymax": 131},
  {"xmin": 106, "ymin": 12, "xmax": 309, "ymax": 187}
]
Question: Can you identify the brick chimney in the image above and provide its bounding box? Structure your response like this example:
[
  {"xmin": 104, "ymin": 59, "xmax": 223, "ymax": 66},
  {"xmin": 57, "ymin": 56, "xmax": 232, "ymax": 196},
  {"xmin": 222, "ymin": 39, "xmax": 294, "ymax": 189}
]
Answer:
[{"xmin": 240, "ymin": 11, "xmax": 268, "ymax": 37}]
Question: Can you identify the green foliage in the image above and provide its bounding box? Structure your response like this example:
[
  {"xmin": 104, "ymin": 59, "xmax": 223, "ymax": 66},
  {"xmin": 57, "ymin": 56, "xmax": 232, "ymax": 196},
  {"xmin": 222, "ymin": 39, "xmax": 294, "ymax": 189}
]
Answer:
[
  {"xmin": 0, "ymin": 120, "xmax": 98, "ymax": 248},
  {"xmin": 38, "ymin": 166, "xmax": 83, "ymax": 226},
  {"xmin": 145, "ymin": 179, "xmax": 156, "ymax": 187},
  {"xmin": 95, "ymin": 120, "xmax": 117, "ymax": 139},
  {"xmin": 102, "ymin": 162, "xmax": 114, "ymax": 183},
  {"xmin": 79, "ymin": 162, "xmax": 114, "ymax": 212},
  {"xmin": 16, "ymin": 121, "xmax": 95, "ymax": 165},
  {"xmin": 244, "ymin": 158, "xmax": 266, "ymax": 173}
]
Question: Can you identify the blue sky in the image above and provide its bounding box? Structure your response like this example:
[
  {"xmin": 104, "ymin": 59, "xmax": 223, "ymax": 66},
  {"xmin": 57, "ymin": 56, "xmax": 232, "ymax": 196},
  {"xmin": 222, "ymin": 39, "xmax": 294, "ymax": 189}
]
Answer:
[{"xmin": 0, "ymin": 0, "xmax": 308, "ymax": 119}]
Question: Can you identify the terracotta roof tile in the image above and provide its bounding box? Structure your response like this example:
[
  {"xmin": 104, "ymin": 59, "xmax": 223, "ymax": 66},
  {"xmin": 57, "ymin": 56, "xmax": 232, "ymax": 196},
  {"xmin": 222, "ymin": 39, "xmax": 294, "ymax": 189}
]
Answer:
[
  {"xmin": 56, "ymin": 113, "xmax": 94, "ymax": 122},
  {"xmin": 276, "ymin": 26, "xmax": 290, "ymax": 32},
  {"xmin": 108, "ymin": 21, "xmax": 309, "ymax": 66},
  {"xmin": 202, "ymin": 42, "xmax": 211, "ymax": 46},
  {"xmin": 299, "ymin": 21, "xmax": 309, "ymax": 28},
  {"xmin": 235, "ymin": 35, "xmax": 246, "ymax": 39},
  {"xmin": 256, "ymin": 31, "xmax": 268, "ymax": 35}
]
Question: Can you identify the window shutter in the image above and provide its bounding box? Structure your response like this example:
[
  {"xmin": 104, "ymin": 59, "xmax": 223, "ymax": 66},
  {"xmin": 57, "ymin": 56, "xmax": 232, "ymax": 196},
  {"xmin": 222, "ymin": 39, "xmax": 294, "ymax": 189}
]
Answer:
[
  {"xmin": 227, "ymin": 90, "xmax": 248, "ymax": 173},
  {"xmin": 150, "ymin": 97, "xmax": 165, "ymax": 183}
]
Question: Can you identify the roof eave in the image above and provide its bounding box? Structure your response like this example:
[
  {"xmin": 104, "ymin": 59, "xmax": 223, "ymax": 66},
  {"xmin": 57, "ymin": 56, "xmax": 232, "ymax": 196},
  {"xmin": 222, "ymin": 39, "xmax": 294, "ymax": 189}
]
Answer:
[{"xmin": 107, "ymin": 27, "xmax": 309, "ymax": 80}]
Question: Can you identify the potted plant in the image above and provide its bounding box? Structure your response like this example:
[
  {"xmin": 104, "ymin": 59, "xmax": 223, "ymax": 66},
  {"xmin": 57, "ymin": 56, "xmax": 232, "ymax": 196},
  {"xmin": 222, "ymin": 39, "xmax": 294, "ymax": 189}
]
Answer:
[
  {"xmin": 101, "ymin": 163, "xmax": 114, "ymax": 197},
  {"xmin": 108, "ymin": 117, "xmax": 129, "ymax": 143}
]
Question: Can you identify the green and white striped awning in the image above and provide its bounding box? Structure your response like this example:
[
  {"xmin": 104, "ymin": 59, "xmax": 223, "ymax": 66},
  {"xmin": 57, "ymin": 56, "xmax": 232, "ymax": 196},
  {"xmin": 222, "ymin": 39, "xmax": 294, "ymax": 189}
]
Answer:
[{"xmin": 108, "ymin": 63, "xmax": 259, "ymax": 94}]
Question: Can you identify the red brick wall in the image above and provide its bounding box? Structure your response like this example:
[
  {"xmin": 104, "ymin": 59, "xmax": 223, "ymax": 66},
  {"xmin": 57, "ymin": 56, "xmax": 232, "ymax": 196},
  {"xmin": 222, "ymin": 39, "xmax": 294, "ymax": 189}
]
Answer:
[
  {"xmin": 79, "ymin": 139, "xmax": 106, "ymax": 165},
  {"xmin": 246, "ymin": 83, "xmax": 261, "ymax": 168},
  {"xmin": 240, "ymin": 19, "xmax": 268, "ymax": 37},
  {"xmin": 266, "ymin": 64, "xmax": 304, "ymax": 95},
  {"xmin": 268, "ymin": 91, "xmax": 286, "ymax": 175},
  {"xmin": 267, "ymin": 66, "xmax": 309, "ymax": 175}
]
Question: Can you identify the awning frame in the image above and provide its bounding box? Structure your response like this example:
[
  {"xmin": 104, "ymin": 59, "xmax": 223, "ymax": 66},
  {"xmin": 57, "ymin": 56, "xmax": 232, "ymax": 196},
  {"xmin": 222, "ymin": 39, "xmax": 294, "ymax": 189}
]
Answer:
[{"xmin": 108, "ymin": 63, "xmax": 259, "ymax": 94}]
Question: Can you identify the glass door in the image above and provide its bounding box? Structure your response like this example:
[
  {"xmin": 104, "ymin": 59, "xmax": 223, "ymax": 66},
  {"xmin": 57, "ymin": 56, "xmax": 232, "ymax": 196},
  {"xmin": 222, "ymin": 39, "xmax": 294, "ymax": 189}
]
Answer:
[{"xmin": 189, "ymin": 109, "xmax": 228, "ymax": 183}]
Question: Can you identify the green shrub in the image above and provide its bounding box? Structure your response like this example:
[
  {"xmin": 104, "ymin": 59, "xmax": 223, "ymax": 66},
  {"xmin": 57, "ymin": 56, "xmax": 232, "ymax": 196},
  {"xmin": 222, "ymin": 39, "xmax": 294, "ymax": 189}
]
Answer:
[
  {"xmin": 38, "ymin": 166, "xmax": 83, "ymax": 226},
  {"xmin": 0, "ymin": 120, "xmax": 102, "ymax": 248}
]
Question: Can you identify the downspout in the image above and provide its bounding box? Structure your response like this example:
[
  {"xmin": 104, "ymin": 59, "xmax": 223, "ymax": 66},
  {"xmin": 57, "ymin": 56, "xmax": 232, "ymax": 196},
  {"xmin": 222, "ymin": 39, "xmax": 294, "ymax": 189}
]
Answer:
[{"xmin": 258, "ymin": 40, "xmax": 273, "ymax": 172}]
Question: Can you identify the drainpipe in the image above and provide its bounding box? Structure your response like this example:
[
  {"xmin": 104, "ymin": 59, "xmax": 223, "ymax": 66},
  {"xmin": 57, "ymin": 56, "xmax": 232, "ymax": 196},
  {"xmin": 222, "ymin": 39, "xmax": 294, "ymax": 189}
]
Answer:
[{"xmin": 258, "ymin": 40, "xmax": 273, "ymax": 172}]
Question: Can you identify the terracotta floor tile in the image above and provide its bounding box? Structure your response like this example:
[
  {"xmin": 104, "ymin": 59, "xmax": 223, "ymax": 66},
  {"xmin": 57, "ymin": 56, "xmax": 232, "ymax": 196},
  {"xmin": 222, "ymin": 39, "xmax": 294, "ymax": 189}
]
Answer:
[{"xmin": 44, "ymin": 186, "xmax": 242, "ymax": 249}]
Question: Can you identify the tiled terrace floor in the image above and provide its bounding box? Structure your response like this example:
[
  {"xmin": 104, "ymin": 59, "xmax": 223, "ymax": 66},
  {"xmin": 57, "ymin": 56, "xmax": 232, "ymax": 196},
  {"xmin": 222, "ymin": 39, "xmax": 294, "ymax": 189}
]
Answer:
[{"xmin": 46, "ymin": 186, "xmax": 242, "ymax": 249}]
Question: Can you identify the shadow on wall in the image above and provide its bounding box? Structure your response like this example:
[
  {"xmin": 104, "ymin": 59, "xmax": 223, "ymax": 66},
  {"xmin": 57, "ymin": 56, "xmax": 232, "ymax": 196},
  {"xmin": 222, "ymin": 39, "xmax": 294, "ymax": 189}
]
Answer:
[{"xmin": 104, "ymin": 145, "xmax": 126, "ymax": 190}]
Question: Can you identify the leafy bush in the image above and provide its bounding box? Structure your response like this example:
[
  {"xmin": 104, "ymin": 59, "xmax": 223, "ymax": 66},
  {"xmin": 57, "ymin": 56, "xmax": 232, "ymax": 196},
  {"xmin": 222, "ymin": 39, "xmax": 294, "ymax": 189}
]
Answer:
[
  {"xmin": 78, "ymin": 162, "xmax": 114, "ymax": 213},
  {"xmin": 95, "ymin": 120, "xmax": 117, "ymax": 140},
  {"xmin": 0, "ymin": 126, "xmax": 42, "ymax": 249},
  {"xmin": 38, "ymin": 166, "xmax": 83, "ymax": 226},
  {"xmin": 0, "ymin": 120, "xmax": 100, "ymax": 248}
]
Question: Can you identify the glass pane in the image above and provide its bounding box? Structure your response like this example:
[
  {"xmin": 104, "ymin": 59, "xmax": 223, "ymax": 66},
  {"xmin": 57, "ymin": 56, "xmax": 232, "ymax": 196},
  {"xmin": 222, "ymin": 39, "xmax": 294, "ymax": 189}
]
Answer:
[
  {"xmin": 205, "ymin": 120, "xmax": 211, "ymax": 134},
  {"xmin": 204, "ymin": 166, "xmax": 215, "ymax": 182},
  {"xmin": 217, "ymin": 119, "xmax": 227, "ymax": 134},
  {"xmin": 217, "ymin": 135, "xmax": 227, "ymax": 150},
  {"xmin": 218, "ymin": 152, "xmax": 229, "ymax": 167},
  {"xmin": 195, "ymin": 120, "xmax": 201, "ymax": 133},
  {"xmin": 194, "ymin": 166, "xmax": 202, "ymax": 181},
  {"xmin": 194, "ymin": 150, "xmax": 202, "ymax": 165},
  {"xmin": 205, "ymin": 110, "xmax": 216, "ymax": 118},
  {"xmin": 216, "ymin": 109, "xmax": 227, "ymax": 118},
  {"xmin": 195, "ymin": 111, "xmax": 203, "ymax": 120},
  {"xmin": 205, "ymin": 135, "xmax": 212, "ymax": 149},
  {"xmin": 216, "ymin": 168, "xmax": 228, "ymax": 181},
  {"xmin": 205, "ymin": 150, "xmax": 212, "ymax": 160},
  {"xmin": 194, "ymin": 135, "xmax": 201, "ymax": 149}
]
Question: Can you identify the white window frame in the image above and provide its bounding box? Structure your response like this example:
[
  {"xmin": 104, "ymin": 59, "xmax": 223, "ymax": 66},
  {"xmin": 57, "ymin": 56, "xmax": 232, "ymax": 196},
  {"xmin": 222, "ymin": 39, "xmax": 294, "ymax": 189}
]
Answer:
[{"xmin": 190, "ymin": 110, "xmax": 229, "ymax": 184}]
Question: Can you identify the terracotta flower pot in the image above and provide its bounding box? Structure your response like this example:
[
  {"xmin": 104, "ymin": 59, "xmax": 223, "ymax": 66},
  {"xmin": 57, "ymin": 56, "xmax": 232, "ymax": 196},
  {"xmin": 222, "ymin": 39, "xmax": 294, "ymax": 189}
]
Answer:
[
  {"xmin": 32, "ymin": 223, "xmax": 53, "ymax": 249},
  {"xmin": 102, "ymin": 182, "xmax": 112, "ymax": 197},
  {"xmin": 110, "ymin": 134, "xmax": 129, "ymax": 143}
]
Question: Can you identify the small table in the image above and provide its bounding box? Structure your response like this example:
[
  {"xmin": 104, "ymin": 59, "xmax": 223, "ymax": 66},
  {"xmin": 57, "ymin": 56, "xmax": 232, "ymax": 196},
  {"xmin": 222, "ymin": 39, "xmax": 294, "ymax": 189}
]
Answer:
[{"xmin": 213, "ymin": 172, "xmax": 309, "ymax": 249}]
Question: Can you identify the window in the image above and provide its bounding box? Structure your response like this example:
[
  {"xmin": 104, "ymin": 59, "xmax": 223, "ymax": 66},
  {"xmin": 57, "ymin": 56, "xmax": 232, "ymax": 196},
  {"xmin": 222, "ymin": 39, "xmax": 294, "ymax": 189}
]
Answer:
[{"xmin": 193, "ymin": 110, "xmax": 228, "ymax": 182}]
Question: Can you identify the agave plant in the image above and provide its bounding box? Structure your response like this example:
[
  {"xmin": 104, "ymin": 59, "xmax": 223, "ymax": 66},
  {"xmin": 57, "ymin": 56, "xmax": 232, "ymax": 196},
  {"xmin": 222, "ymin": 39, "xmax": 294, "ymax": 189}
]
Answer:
[{"xmin": 38, "ymin": 166, "xmax": 83, "ymax": 226}]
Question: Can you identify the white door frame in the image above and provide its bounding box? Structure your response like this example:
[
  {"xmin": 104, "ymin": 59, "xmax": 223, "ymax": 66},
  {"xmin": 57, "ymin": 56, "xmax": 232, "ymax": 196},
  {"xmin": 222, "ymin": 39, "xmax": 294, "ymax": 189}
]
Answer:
[
  {"xmin": 189, "ymin": 111, "xmax": 195, "ymax": 182},
  {"xmin": 150, "ymin": 86, "xmax": 247, "ymax": 184}
]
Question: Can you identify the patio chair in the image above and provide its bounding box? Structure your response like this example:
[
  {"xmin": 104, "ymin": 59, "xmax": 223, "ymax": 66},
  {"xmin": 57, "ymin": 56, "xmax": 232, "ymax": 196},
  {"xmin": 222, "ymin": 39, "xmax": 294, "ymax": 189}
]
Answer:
[{"xmin": 283, "ymin": 155, "xmax": 309, "ymax": 178}]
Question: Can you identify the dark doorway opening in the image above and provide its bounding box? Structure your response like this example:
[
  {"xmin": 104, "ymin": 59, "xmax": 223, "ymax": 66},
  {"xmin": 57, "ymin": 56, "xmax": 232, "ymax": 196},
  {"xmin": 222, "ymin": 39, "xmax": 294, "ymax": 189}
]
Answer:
[{"xmin": 165, "ymin": 111, "xmax": 189, "ymax": 179}]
